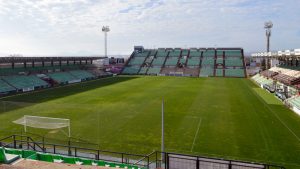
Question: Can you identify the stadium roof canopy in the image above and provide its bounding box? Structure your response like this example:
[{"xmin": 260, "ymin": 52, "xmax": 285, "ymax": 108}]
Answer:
[
  {"xmin": 251, "ymin": 49, "xmax": 300, "ymax": 59},
  {"xmin": 0, "ymin": 56, "xmax": 106, "ymax": 63}
]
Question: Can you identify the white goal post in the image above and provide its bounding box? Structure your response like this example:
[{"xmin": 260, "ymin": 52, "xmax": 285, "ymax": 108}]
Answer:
[{"xmin": 13, "ymin": 115, "xmax": 71, "ymax": 137}]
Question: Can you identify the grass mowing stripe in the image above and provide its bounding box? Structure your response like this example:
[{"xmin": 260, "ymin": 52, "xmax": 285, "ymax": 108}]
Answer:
[
  {"xmin": 191, "ymin": 117, "xmax": 202, "ymax": 152},
  {"xmin": 245, "ymin": 80, "xmax": 300, "ymax": 142}
]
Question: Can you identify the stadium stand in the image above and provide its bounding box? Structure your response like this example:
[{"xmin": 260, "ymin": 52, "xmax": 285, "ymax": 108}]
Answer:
[
  {"xmin": 225, "ymin": 68, "xmax": 245, "ymax": 77},
  {"xmin": 215, "ymin": 69, "xmax": 223, "ymax": 77},
  {"xmin": 122, "ymin": 47, "xmax": 246, "ymax": 78},
  {"xmin": 252, "ymin": 74, "xmax": 273, "ymax": 86},
  {"xmin": 47, "ymin": 72, "xmax": 80, "ymax": 85},
  {"xmin": 0, "ymin": 147, "xmax": 143, "ymax": 169},
  {"xmin": 0, "ymin": 147, "xmax": 20, "ymax": 164},
  {"xmin": 0, "ymin": 65, "xmax": 82, "ymax": 76},
  {"xmin": 69, "ymin": 70, "xmax": 95, "ymax": 81},
  {"xmin": 1, "ymin": 75, "xmax": 49, "ymax": 92},
  {"xmin": 122, "ymin": 66, "xmax": 140, "ymax": 74},
  {"xmin": 199, "ymin": 66, "xmax": 214, "ymax": 77},
  {"xmin": 147, "ymin": 67, "xmax": 161, "ymax": 74},
  {"xmin": 0, "ymin": 80, "xmax": 16, "ymax": 94}
]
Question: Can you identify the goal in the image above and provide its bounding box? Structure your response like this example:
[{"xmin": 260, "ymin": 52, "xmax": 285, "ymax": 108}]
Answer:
[{"xmin": 13, "ymin": 115, "xmax": 71, "ymax": 137}]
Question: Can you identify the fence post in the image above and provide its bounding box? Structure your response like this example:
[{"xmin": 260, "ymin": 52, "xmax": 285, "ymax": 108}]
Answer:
[
  {"xmin": 74, "ymin": 147, "xmax": 77, "ymax": 157},
  {"xmin": 54, "ymin": 145, "xmax": 56, "ymax": 154},
  {"xmin": 122, "ymin": 153, "xmax": 124, "ymax": 163},
  {"xmin": 13, "ymin": 135, "xmax": 16, "ymax": 148},
  {"xmin": 229, "ymin": 161, "xmax": 232, "ymax": 169},
  {"xmin": 68, "ymin": 140, "xmax": 71, "ymax": 156},
  {"xmin": 27, "ymin": 137, "xmax": 29, "ymax": 150},
  {"xmin": 165, "ymin": 153, "xmax": 168, "ymax": 169},
  {"xmin": 155, "ymin": 151, "xmax": 158, "ymax": 168},
  {"xmin": 42, "ymin": 137, "xmax": 45, "ymax": 153},
  {"xmin": 97, "ymin": 150, "xmax": 100, "ymax": 160},
  {"xmin": 147, "ymin": 156, "xmax": 150, "ymax": 169},
  {"xmin": 196, "ymin": 157, "xmax": 199, "ymax": 169}
]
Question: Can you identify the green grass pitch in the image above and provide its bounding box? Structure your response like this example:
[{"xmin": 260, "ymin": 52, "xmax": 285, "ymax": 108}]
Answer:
[{"xmin": 1, "ymin": 76, "xmax": 300, "ymax": 168}]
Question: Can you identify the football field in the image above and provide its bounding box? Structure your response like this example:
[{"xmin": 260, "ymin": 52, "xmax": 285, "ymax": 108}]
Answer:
[{"xmin": 0, "ymin": 76, "xmax": 300, "ymax": 168}]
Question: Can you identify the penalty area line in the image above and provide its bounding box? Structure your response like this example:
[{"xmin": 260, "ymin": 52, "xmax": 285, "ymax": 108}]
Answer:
[{"xmin": 191, "ymin": 117, "xmax": 202, "ymax": 152}]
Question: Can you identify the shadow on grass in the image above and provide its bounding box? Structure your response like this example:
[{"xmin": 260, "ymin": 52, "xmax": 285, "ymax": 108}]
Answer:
[{"xmin": 0, "ymin": 76, "xmax": 138, "ymax": 112}]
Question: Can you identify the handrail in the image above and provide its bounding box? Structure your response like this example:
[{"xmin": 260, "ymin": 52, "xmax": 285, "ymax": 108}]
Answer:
[{"xmin": 0, "ymin": 134, "xmax": 286, "ymax": 169}]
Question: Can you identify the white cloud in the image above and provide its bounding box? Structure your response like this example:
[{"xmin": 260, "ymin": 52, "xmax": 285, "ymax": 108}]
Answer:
[{"xmin": 0, "ymin": 0, "xmax": 299, "ymax": 56}]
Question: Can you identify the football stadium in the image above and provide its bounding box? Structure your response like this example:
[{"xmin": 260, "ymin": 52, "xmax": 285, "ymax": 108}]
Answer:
[{"xmin": 1, "ymin": 1, "xmax": 300, "ymax": 169}]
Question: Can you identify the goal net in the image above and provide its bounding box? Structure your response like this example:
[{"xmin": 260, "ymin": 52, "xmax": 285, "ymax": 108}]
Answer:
[{"xmin": 13, "ymin": 115, "xmax": 71, "ymax": 137}]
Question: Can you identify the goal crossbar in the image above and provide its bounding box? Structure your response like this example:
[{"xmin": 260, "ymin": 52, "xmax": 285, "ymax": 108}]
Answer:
[{"xmin": 13, "ymin": 115, "xmax": 71, "ymax": 137}]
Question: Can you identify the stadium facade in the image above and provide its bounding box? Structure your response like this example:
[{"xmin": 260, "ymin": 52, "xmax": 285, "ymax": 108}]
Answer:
[{"xmin": 251, "ymin": 48, "xmax": 300, "ymax": 115}]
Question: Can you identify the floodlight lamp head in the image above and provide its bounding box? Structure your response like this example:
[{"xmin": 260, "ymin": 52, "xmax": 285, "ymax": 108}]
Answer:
[
  {"xmin": 264, "ymin": 21, "xmax": 273, "ymax": 29},
  {"xmin": 102, "ymin": 26, "xmax": 110, "ymax": 32}
]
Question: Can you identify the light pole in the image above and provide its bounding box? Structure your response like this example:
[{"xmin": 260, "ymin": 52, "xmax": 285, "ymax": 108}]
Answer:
[
  {"xmin": 102, "ymin": 26, "xmax": 110, "ymax": 57},
  {"xmin": 264, "ymin": 21, "xmax": 273, "ymax": 69},
  {"xmin": 264, "ymin": 21, "xmax": 273, "ymax": 52}
]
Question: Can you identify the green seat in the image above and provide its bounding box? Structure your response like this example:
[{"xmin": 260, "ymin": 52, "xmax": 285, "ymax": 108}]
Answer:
[
  {"xmin": 78, "ymin": 158, "xmax": 93, "ymax": 165},
  {"xmin": 97, "ymin": 160, "xmax": 106, "ymax": 166},
  {"xmin": 62, "ymin": 156, "xmax": 76, "ymax": 164},
  {"xmin": 37, "ymin": 153, "xmax": 54, "ymax": 162},
  {"xmin": 22, "ymin": 150, "xmax": 37, "ymax": 159},
  {"xmin": 106, "ymin": 162, "xmax": 116, "ymax": 167},
  {"xmin": 5, "ymin": 148, "xmax": 22, "ymax": 156},
  {"xmin": 0, "ymin": 147, "xmax": 20, "ymax": 164}
]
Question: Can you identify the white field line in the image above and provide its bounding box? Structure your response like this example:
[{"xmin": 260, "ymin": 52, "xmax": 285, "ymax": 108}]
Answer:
[
  {"xmin": 246, "ymin": 81, "xmax": 300, "ymax": 142},
  {"xmin": 191, "ymin": 117, "xmax": 202, "ymax": 152}
]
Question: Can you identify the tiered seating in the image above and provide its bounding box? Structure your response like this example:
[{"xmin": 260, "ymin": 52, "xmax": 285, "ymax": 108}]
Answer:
[
  {"xmin": 128, "ymin": 57, "xmax": 146, "ymax": 65},
  {"xmin": 122, "ymin": 48, "xmax": 246, "ymax": 78},
  {"xmin": 215, "ymin": 69, "xmax": 223, "ymax": 77},
  {"xmin": 179, "ymin": 57, "xmax": 186, "ymax": 64},
  {"xmin": 225, "ymin": 69, "xmax": 245, "ymax": 77},
  {"xmin": 216, "ymin": 58, "xmax": 223, "ymax": 65},
  {"xmin": 164, "ymin": 49, "xmax": 180, "ymax": 66},
  {"xmin": 189, "ymin": 50, "xmax": 201, "ymax": 57},
  {"xmin": 0, "ymin": 80, "xmax": 16, "ymax": 93},
  {"xmin": 48, "ymin": 72, "xmax": 79, "ymax": 84},
  {"xmin": 224, "ymin": 50, "xmax": 243, "ymax": 67},
  {"xmin": 261, "ymin": 70, "xmax": 278, "ymax": 78},
  {"xmin": 152, "ymin": 57, "xmax": 166, "ymax": 66},
  {"xmin": 2, "ymin": 75, "xmax": 49, "ymax": 90},
  {"xmin": 147, "ymin": 67, "xmax": 161, "ymax": 74},
  {"xmin": 0, "ymin": 65, "xmax": 81, "ymax": 76},
  {"xmin": 156, "ymin": 49, "xmax": 168, "ymax": 57},
  {"xmin": 199, "ymin": 66, "xmax": 214, "ymax": 77},
  {"xmin": 273, "ymin": 74, "xmax": 300, "ymax": 85},
  {"xmin": 181, "ymin": 49, "xmax": 189, "ymax": 56},
  {"xmin": 1, "ymin": 147, "xmax": 143, "ymax": 169},
  {"xmin": 0, "ymin": 147, "xmax": 20, "ymax": 164},
  {"xmin": 216, "ymin": 50, "xmax": 224, "ymax": 56},
  {"xmin": 287, "ymin": 96, "xmax": 300, "ymax": 109},
  {"xmin": 165, "ymin": 57, "xmax": 179, "ymax": 66},
  {"xmin": 252, "ymin": 74, "xmax": 273, "ymax": 85},
  {"xmin": 225, "ymin": 57, "xmax": 243, "ymax": 67},
  {"xmin": 122, "ymin": 66, "xmax": 140, "ymax": 74},
  {"xmin": 187, "ymin": 57, "xmax": 200, "ymax": 67},
  {"xmin": 202, "ymin": 50, "xmax": 215, "ymax": 57},
  {"xmin": 225, "ymin": 50, "xmax": 242, "ymax": 57},
  {"xmin": 138, "ymin": 67, "xmax": 148, "ymax": 74},
  {"xmin": 201, "ymin": 57, "xmax": 214, "ymax": 66},
  {"xmin": 69, "ymin": 70, "xmax": 95, "ymax": 80}
]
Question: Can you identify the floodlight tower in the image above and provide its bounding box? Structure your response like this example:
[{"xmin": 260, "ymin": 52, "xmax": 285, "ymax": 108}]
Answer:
[
  {"xmin": 264, "ymin": 21, "xmax": 273, "ymax": 69},
  {"xmin": 102, "ymin": 26, "xmax": 110, "ymax": 57},
  {"xmin": 264, "ymin": 21, "xmax": 273, "ymax": 52}
]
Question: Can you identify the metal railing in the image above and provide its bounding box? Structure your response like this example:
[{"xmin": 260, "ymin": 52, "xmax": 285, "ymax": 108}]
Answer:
[{"xmin": 0, "ymin": 134, "xmax": 286, "ymax": 169}]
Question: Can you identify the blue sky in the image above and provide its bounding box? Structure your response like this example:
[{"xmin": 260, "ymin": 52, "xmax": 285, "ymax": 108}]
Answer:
[{"xmin": 0, "ymin": 0, "xmax": 299, "ymax": 56}]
